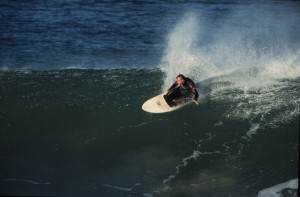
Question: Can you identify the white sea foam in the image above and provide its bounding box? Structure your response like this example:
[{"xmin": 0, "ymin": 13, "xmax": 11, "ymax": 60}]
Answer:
[
  {"xmin": 258, "ymin": 178, "xmax": 298, "ymax": 197},
  {"xmin": 246, "ymin": 123, "xmax": 260, "ymax": 138},
  {"xmin": 162, "ymin": 149, "xmax": 221, "ymax": 190},
  {"xmin": 118, "ymin": 119, "xmax": 164, "ymax": 131},
  {"xmin": 161, "ymin": 150, "xmax": 201, "ymax": 187},
  {"xmin": 102, "ymin": 184, "xmax": 133, "ymax": 192},
  {"xmin": 214, "ymin": 121, "xmax": 223, "ymax": 126}
]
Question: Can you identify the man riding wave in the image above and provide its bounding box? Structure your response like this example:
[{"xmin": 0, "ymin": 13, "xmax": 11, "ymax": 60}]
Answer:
[{"xmin": 164, "ymin": 74, "xmax": 199, "ymax": 107}]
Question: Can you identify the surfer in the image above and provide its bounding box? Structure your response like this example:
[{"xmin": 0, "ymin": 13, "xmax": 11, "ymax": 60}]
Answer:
[{"xmin": 164, "ymin": 74, "xmax": 199, "ymax": 107}]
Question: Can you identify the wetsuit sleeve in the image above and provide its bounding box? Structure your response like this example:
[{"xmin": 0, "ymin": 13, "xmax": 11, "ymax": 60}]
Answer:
[
  {"xmin": 187, "ymin": 78, "xmax": 199, "ymax": 100},
  {"xmin": 168, "ymin": 82, "xmax": 178, "ymax": 91},
  {"xmin": 194, "ymin": 88, "xmax": 199, "ymax": 100}
]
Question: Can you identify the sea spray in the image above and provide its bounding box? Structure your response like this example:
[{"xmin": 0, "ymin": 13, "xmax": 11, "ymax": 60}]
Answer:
[
  {"xmin": 160, "ymin": 13, "xmax": 208, "ymax": 91},
  {"xmin": 159, "ymin": 5, "xmax": 300, "ymax": 90},
  {"xmin": 159, "ymin": 5, "xmax": 300, "ymax": 127}
]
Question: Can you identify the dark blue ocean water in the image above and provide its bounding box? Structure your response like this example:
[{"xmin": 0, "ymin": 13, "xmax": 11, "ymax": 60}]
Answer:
[
  {"xmin": 2, "ymin": 0, "xmax": 298, "ymax": 70},
  {"xmin": 1, "ymin": 0, "xmax": 179, "ymax": 69},
  {"xmin": 0, "ymin": 0, "xmax": 299, "ymax": 196}
]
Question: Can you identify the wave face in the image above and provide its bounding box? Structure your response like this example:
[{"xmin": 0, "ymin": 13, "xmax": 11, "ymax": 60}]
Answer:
[{"xmin": 0, "ymin": 68, "xmax": 298, "ymax": 196}]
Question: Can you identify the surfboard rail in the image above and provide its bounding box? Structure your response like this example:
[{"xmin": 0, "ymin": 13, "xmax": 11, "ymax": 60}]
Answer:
[{"xmin": 142, "ymin": 93, "xmax": 193, "ymax": 113}]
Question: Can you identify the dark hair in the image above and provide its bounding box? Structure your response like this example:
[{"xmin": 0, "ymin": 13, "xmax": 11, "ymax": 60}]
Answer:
[{"xmin": 176, "ymin": 74, "xmax": 185, "ymax": 79}]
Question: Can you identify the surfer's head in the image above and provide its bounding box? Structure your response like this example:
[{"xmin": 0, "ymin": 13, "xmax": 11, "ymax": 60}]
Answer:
[
  {"xmin": 176, "ymin": 74, "xmax": 185, "ymax": 79},
  {"xmin": 176, "ymin": 74, "xmax": 186, "ymax": 85}
]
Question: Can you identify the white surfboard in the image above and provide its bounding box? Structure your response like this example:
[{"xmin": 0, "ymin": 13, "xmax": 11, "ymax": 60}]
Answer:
[{"xmin": 142, "ymin": 93, "xmax": 193, "ymax": 113}]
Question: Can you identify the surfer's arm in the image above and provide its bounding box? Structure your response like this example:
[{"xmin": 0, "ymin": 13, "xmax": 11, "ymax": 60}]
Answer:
[
  {"xmin": 191, "ymin": 88, "xmax": 199, "ymax": 105},
  {"xmin": 193, "ymin": 89, "xmax": 199, "ymax": 100},
  {"xmin": 167, "ymin": 82, "xmax": 178, "ymax": 93},
  {"xmin": 187, "ymin": 80, "xmax": 199, "ymax": 100}
]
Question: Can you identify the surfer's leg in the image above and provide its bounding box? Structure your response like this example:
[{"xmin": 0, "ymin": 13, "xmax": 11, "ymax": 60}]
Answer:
[
  {"xmin": 163, "ymin": 94, "xmax": 176, "ymax": 107},
  {"xmin": 164, "ymin": 87, "xmax": 184, "ymax": 107},
  {"xmin": 173, "ymin": 96, "xmax": 187, "ymax": 105},
  {"xmin": 169, "ymin": 88, "xmax": 183, "ymax": 106},
  {"xmin": 168, "ymin": 88, "xmax": 182, "ymax": 100},
  {"xmin": 173, "ymin": 93, "xmax": 193, "ymax": 105}
]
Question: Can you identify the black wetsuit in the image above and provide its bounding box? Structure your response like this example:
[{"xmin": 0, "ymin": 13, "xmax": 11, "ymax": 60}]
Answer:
[{"xmin": 164, "ymin": 78, "xmax": 199, "ymax": 107}]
